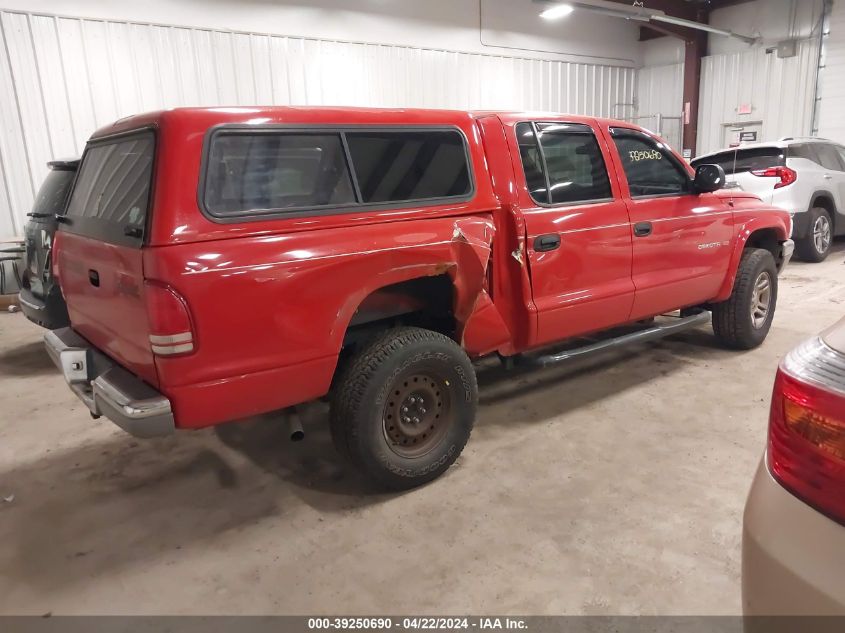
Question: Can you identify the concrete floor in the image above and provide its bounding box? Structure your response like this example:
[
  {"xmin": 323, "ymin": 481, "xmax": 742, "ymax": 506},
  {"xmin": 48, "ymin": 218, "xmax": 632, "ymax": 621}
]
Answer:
[{"xmin": 1, "ymin": 243, "xmax": 844, "ymax": 616}]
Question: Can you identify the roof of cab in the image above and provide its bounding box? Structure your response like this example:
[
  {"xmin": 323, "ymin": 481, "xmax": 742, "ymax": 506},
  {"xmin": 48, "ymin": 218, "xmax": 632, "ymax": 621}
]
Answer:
[{"xmin": 89, "ymin": 106, "xmax": 643, "ymax": 140}]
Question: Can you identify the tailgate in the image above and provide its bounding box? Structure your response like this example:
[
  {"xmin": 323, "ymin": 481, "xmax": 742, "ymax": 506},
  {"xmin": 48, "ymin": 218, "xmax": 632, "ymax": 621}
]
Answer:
[{"xmin": 57, "ymin": 130, "xmax": 158, "ymax": 386}]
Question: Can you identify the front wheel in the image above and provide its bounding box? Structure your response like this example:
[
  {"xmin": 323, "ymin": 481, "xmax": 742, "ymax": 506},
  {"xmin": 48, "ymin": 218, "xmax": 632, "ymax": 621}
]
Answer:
[
  {"xmin": 330, "ymin": 327, "xmax": 477, "ymax": 490},
  {"xmin": 712, "ymin": 248, "xmax": 778, "ymax": 350}
]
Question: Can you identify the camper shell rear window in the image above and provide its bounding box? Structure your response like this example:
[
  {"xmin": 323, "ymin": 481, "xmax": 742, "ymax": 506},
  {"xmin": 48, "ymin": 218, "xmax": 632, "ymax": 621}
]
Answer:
[
  {"xmin": 199, "ymin": 126, "xmax": 474, "ymax": 220},
  {"xmin": 63, "ymin": 130, "xmax": 155, "ymax": 246}
]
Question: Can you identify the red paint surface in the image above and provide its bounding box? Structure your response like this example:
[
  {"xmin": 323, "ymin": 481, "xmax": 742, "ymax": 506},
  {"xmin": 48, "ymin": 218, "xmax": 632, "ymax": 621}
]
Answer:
[{"xmin": 56, "ymin": 107, "xmax": 791, "ymax": 430}]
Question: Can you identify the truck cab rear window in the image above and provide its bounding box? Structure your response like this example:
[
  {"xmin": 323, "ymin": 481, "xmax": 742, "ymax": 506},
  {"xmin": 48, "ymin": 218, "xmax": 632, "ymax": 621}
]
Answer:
[
  {"xmin": 202, "ymin": 128, "xmax": 472, "ymax": 218},
  {"xmin": 65, "ymin": 131, "xmax": 154, "ymax": 244}
]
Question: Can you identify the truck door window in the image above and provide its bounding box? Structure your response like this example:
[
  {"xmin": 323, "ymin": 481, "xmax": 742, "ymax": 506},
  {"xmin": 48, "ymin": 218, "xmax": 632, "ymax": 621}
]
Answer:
[
  {"xmin": 611, "ymin": 129, "xmax": 690, "ymax": 198},
  {"xmin": 516, "ymin": 123, "xmax": 548, "ymax": 202},
  {"xmin": 515, "ymin": 121, "xmax": 612, "ymax": 205},
  {"xmin": 203, "ymin": 132, "xmax": 356, "ymax": 217},
  {"xmin": 345, "ymin": 130, "xmax": 471, "ymax": 204}
]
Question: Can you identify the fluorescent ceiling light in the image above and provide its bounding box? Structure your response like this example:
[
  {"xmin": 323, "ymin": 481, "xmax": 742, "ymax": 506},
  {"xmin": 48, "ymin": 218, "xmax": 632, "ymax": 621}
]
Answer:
[{"xmin": 540, "ymin": 4, "xmax": 575, "ymax": 20}]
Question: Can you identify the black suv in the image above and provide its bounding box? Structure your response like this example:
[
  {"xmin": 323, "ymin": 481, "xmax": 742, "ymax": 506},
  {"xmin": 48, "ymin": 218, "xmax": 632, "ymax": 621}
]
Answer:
[{"xmin": 18, "ymin": 159, "xmax": 78, "ymax": 329}]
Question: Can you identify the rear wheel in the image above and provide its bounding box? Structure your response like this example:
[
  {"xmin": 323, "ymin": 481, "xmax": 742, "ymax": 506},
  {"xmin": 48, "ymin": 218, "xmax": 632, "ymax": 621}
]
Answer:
[
  {"xmin": 712, "ymin": 248, "xmax": 778, "ymax": 350},
  {"xmin": 795, "ymin": 207, "xmax": 833, "ymax": 263},
  {"xmin": 330, "ymin": 327, "xmax": 477, "ymax": 490}
]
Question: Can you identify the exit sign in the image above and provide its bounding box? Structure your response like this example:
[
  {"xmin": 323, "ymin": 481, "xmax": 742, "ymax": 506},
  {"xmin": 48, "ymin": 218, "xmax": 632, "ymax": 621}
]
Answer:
[{"xmin": 738, "ymin": 104, "xmax": 753, "ymax": 115}]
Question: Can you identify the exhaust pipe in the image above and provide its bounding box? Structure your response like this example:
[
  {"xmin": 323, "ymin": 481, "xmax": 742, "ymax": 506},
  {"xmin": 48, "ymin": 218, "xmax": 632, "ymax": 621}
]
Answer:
[{"xmin": 287, "ymin": 409, "xmax": 305, "ymax": 442}]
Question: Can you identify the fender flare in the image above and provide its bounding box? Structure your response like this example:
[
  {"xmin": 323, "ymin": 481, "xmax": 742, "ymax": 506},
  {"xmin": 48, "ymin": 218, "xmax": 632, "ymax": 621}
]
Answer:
[{"xmin": 713, "ymin": 217, "xmax": 790, "ymax": 303}]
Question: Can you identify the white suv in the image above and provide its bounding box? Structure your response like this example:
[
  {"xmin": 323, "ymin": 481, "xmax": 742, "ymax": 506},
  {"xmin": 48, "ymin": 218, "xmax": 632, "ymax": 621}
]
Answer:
[{"xmin": 692, "ymin": 138, "xmax": 845, "ymax": 262}]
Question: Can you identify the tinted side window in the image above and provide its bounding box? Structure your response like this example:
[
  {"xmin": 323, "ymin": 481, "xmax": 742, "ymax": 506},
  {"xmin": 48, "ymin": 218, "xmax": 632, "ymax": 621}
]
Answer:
[
  {"xmin": 789, "ymin": 144, "xmax": 821, "ymax": 165},
  {"xmin": 536, "ymin": 123, "xmax": 612, "ymax": 204},
  {"xmin": 516, "ymin": 122, "xmax": 549, "ymax": 203},
  {"xmin": 815, "ymin": 144, "xmax": 845, "ymax": 172},
  {"xmin": 346, "ymin": 131, "xmax": 470, "ymax": 204},
  {"xmin": 65, "ymin": 132, "xmax": 155, "ymax": 243},
  {"xmin": 204, "ymin": 133, "xmax": 355, "ymax": 216},
  {"xmin": 611, "ymin": 130, "xmax": 690, "ymax": 197},
  {"xmin": 516, "ymin": 122, "xmax": 612, "ymax": 205}
]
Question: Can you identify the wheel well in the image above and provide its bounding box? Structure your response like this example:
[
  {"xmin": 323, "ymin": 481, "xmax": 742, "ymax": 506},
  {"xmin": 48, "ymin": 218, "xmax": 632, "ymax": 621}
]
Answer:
[
  {"xmin": 812, "ymin": 195, "xmax": 836, "ymax": 232},
  {"xmin": 342, "ymin": 275, "xmax": 456, "ymax": 349},
  {"xmin": 745, "ymin": 228, "xmax": 782, "ymax": 267}
]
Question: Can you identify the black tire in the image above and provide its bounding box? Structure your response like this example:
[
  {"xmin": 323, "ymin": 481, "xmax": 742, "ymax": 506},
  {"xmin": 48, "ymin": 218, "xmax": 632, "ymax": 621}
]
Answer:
[
  {"xmin": 795, "ymin": 207, "xmax": 833, "ymax": 263},
  {"xmin": 712, "ymin": 248, "xmax": 778, "ymax": 350},
  {"xmin": 330, "ymin": 327, "xmax": 477, "ymax": 490}
]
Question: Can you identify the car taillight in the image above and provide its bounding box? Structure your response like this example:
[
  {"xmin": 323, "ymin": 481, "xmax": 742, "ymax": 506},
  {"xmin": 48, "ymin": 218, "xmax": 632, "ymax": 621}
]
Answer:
[
  {"xmin": 144, "ymin": 281, "xmax": 195, "ymax": 356},
  {"xmin": 768, "ymin": 337, "xmax": 845, "ymax": 525},
  {"xmin": 750, "ymin": 166, "xmax": 797, "ymax": 189}
]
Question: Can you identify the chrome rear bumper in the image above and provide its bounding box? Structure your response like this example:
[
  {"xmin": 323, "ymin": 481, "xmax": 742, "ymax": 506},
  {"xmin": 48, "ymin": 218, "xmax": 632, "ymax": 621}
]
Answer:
[{"xmin": 44, "ymin": 328, "xmax": 175, "ymax": 438}]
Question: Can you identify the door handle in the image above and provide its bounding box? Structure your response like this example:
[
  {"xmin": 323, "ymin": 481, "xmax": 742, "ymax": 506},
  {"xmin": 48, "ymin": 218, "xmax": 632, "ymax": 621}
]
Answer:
[
  {"xmin": 634, "ymin": 222, "xmax": 653, "ymax": 237},
  {"xmin": 824, "ymin": 174, "xmax": 833, "ymax": 180},
  {"xmin": 88, "ymin": 269, "xmax": 100, "ymax": 287},
  {"xmin": 534, "ymin": 233, "xmax": 561, "ymax": 252}
]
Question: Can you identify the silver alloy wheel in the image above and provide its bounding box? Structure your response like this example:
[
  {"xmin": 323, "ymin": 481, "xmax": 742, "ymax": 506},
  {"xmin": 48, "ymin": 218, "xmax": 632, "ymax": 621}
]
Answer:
[
  {"xmin": 813, "ymin": 214, "xmax": 832, "ymax": 255},
  {"xmin": 750, "ymin": 272, "xmax": 772, "ymax": 329}
]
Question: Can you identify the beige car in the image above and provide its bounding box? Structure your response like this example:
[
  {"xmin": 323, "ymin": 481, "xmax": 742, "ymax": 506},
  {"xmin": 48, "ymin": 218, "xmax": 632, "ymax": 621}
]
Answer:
[{"xmin": 743, "ymin": 316, "xmax": 845, "ymax": 614}]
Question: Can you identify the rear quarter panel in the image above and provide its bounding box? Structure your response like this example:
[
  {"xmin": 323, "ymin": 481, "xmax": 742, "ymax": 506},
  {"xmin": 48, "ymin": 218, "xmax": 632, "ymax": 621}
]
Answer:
[{"xmin": 146, "ymin": 214, "xmax": 503, "ymax": 427}]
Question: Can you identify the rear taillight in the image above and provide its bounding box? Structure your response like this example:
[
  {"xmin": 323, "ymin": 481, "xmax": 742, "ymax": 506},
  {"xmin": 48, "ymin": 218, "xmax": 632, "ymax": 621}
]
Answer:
[
  {"xmin": 768, "ymin": 337, "xmax": 845, "ymax": 525},
  {"xmin": 144, "ymin": 282, "xmax": 195, "ymax": 356},
  {"xmin": 750, "ymin": 166, "xmax": 797, "ymax": 189}
]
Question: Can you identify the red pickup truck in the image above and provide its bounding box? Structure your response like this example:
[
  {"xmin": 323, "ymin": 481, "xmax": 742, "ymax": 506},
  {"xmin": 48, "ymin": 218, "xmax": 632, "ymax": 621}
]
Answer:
[{"xmin": 45, "ymin": 107, "xmax": 794, "ymax": 489}]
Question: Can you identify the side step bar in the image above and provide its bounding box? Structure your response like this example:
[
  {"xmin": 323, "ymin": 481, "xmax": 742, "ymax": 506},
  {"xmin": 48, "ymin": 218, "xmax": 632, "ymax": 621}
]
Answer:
[{"xmin": 524, "ymin": 310, "xmax": 712, "ymax": 368}]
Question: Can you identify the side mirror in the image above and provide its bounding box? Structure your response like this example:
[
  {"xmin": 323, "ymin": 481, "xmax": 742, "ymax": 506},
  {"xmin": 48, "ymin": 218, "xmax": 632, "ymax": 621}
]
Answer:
[{"xmin": 693, "ymin": 164, "xmax": 726, "ymax": 193}]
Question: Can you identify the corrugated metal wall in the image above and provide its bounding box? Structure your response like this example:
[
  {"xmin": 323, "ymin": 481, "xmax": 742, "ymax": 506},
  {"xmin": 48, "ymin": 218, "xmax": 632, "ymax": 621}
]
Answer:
[
  {"xmin": 697, "ymin": 39, "xmax": 820, "ymax": 157},
  {"xmin": 818, "ymin": 0, "xmax": 845, "ymax": 142},
  {"xmin": 0, "ymin": 9, "xmax": 637, "ymax": 238},
  {"xmin": 634, "ymin": 62, "xmax": 684, "ymax": 150}
]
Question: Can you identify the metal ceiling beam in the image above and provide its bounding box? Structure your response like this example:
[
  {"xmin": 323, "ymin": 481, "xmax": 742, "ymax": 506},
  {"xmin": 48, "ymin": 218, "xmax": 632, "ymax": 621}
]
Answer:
[{"xmin": 535, "ymin": 0, "xmax": 759, "ymax": 44}]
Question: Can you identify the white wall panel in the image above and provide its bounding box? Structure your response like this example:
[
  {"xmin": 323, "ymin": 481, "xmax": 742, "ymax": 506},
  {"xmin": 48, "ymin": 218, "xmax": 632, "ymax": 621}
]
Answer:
[
  {"xmin": 0, "ymin": 8, "xmax": 638, "ymax": 237},
  {"xmin": 634, "ymin": 62, "xmax": 684, "ymax": 149},
  {"xmin": 637, "ymin": 63, "xmax": 683, "ymax": 120},
  {"xmin": 818, "ymin": 0, "xmax": 845, "ymax": 142},
  {"xmin": 697, "ymin": 39, "xmax": 819, "ymax": 157}
]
